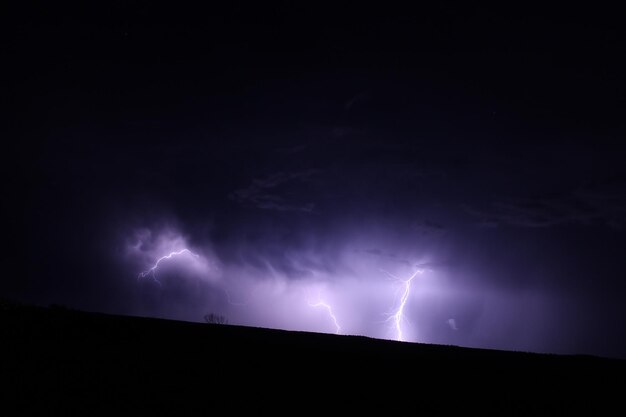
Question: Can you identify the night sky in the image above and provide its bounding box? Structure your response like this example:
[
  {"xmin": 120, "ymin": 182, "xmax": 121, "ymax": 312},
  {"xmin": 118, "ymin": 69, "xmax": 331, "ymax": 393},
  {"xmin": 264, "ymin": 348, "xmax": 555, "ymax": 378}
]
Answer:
[{"xmin": 7, "ymin": 3, "xmax": 626, "ymax": 358}]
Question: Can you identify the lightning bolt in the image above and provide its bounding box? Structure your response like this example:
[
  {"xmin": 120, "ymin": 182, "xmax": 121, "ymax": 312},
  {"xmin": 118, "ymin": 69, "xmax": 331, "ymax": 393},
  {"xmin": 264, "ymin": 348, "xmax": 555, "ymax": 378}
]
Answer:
[
  {"xmin": 382, "ymin": 268, "xmax": 424, "ymax": 342},
  {"xmin": 138, "ymin": 249, "xmax": 199, "ymax": 283},
  {"xmin": 308, "ymin": 299, "xmax": 341, "ymax": 335}
]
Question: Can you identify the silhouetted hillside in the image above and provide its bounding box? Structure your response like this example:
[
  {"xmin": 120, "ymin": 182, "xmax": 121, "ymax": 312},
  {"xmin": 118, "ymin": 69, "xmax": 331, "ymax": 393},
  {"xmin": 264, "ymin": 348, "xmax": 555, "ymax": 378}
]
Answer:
[{"xmin": 1, "ymin": 301, "xmax": 623, "ymax": 414}]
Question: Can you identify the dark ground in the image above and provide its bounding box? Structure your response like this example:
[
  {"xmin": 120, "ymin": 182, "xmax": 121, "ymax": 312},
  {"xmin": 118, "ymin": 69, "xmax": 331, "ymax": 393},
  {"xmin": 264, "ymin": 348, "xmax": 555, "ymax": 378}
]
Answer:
[{"xmin": 1, "ymin": 300, "xmax": 624, "ymax": 414}]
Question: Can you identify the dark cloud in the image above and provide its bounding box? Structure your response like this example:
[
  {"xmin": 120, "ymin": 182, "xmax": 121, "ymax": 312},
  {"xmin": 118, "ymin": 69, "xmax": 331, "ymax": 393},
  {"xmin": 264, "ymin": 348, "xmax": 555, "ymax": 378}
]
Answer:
[
  {"xmin": 229, "ymin": 170, "xmax": 321, "ymax": 213},
  {"xmin": 465, "ymin": 178, "xmax": 626, "ymax": 230},
  {"xmin": 344, "ymin": 91, "xmax": 371, "ymax": 110},
  {"xmin": 410, "ymin": 220, "xmax": 447, "ymax": 237}
]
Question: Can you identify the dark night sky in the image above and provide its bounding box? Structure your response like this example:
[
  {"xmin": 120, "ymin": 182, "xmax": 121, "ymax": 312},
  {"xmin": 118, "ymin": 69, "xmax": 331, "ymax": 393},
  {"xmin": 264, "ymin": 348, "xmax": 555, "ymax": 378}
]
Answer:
[{"xmin": 6, "ymin": 3, "xmax": 626, "ymax": 358}]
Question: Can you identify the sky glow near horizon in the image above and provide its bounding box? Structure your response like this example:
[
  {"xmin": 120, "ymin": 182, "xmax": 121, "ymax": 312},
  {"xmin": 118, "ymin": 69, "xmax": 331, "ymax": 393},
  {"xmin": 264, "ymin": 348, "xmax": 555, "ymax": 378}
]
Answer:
[
  {"xmin": 123, "ymin": 223, "xmax": 558, "ymax": 349},
  {"xmin": 126, "ymin": 225, "xmax": 448, "ymax": 341}
]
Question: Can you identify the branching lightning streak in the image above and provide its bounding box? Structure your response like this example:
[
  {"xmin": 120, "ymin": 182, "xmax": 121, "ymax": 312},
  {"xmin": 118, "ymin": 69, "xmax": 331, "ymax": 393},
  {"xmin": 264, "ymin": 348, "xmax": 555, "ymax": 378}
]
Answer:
[
  {"xmin": 138, "ymin": 249, "xmax": 199, "ymax": 283},
  {"xmin": 382, "ymin": 268, "xmax": 424, "ymax": 342},
  {"xmin": 308, "ymin": 299, "xmax": 341, "ymax": 335}
]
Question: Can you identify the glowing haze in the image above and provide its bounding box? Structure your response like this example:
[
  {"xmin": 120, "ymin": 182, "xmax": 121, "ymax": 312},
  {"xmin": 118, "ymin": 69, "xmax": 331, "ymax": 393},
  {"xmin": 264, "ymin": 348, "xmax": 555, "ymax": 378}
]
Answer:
[
  {"xmin": 125, "ymin": 223, "xmax": 446, "ymax": 342},
  {"xmin": 122, "ymin": 221, "xmax": 541, "ymax": 347}
]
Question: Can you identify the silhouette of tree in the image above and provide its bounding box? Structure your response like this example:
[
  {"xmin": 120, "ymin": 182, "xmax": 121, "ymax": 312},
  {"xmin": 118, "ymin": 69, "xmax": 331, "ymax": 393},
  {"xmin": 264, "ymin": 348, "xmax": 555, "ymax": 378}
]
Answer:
[{"xmin": 204, "ymin": 313, "xmax": 228, "ymax": 325}]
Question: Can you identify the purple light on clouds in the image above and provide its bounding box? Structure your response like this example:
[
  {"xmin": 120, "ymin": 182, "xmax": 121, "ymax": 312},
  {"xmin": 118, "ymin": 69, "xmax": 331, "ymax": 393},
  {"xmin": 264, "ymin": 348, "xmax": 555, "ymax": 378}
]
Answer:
[
  {"xmin": 126, "ymin": 226, "xmax": 441, "ymax": 341},
  {"xmin": 123, "ymin": 223, "xmax": 568, "ymax": 356},
  {"xmin": 127, "ymin": 227, "xmax": 217, "ymax": 282}
]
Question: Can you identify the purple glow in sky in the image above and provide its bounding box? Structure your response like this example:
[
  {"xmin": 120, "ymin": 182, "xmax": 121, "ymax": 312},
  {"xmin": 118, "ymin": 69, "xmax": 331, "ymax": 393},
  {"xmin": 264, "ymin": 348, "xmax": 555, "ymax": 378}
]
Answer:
[{"xmin": 127, "ymin": 225, "xmax": 443, "ymax": 343}]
